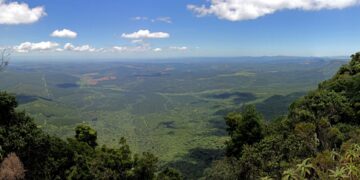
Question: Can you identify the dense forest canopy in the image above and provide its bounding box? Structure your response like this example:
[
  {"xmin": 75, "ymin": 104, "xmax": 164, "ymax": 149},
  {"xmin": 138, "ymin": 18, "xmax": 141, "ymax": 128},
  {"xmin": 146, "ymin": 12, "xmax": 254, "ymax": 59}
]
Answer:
[
  {"xmin": 1, "ymin": 52, "xmax": 360, "ymax": 179},
  {"xmin": 204, "ymin": 52, "xmax": 360, "ymax": 179},
  {"xmin": 0, "ymin": 92, "xmax": 182, "ymax": 179}
]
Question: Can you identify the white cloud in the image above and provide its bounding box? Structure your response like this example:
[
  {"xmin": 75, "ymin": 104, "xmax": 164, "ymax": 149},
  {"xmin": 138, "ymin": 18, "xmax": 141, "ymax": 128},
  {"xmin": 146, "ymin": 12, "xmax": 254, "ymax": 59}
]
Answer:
[
  {"xmin": 122, "ymin": 29, "xmax": 170, "ymax": 39},
  {"xmin": 55, "ymin": 48, "xmax": 64, "ymax": 52},
  {"xmin": 131, "ymin": 39, "xmax": 144, "ymax": 44},
  {"xmin": 63, "ymin": 43, "xmax": 97, "ymax": 52},
  {"xmin": 132, "ymin": 16, "xmax": 172, "ymax": 23},
  {"xmin": 112, "ymin": 44, "xmax": 150, "ymax": 53},
  {"xmin": 63, "ymin": 43, "xmax": 75, "ymax": 50},
  {"xmin": 51, "ymin": 29, "xmax": 77, "ymax": 38},
  {"xmin": 153, "ymin": 48, "xmax": 163, "ymax": 52},
  {"xmin": 0, "ymin": 0, "xmax": 46, "ymax": 25},
  {"xmin": 14, "ymin": 41, "xmax": 59, "ymax": 53},
  {"xmin": 188, "ymin": 0, "xmax": 360, "ymax": 21},
  {"xmin": 112, "ymin": 46, "xmax": 128, "ymax": 52},
  {"xmin": 112, "ymin": 46, "xmax": 136, "ymax": 52},
  {"xmin": 152, "ymin": 17, "xmax": 172, "ymax": 23},
  {"xmin": 132, "ymin": 16, "xmax": 148, "ymax": 21},
  {"xmin": 169, "ymin": 46, "xmax": 188, "ymax": 51},
  {"xmin": 113, "ymin": 36, "xmax": 153, "ymax": 53}
]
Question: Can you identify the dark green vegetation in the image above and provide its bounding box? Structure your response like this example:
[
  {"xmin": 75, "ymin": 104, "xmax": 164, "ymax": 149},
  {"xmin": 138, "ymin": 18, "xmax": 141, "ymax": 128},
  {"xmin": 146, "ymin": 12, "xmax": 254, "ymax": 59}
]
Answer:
[
  {"xmin": 0, "ymin": 57, "xmax": 346, "ymax": 178},
  {"xmin": 0, "ymin": 92, "xmax": 182, "ymax": 179},
  {"xmin": 203, "ymin": 52, "xmax": 360, "ymax": 179}
]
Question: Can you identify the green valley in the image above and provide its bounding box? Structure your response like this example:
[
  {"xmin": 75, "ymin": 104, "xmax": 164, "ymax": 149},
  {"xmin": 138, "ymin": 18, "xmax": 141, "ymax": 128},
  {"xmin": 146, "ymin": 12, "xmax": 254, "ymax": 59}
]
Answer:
[{"xmin": 0, "ymin": 57, "xmax": 346, "ymax": 178}]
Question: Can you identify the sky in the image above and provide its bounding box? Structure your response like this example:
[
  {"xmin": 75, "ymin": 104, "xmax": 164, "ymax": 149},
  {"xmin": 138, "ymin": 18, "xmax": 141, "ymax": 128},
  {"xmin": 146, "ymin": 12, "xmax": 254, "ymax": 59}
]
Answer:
[{"xmin": 1, "ymin": 0, "xmax": 360, "ymax": 60}]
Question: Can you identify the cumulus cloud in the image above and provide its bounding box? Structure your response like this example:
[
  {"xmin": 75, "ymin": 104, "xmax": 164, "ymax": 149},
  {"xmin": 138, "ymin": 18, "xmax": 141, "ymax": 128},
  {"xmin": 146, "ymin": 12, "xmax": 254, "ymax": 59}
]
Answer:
[
  {"xmin": 0, "ymin": 0, "xmax": 46, "ymax": 24},
  {"xmin": 188, "ymin": 0, "xmax": 360, "ymax": 21},
  {"xmin": 169, "ymin": 46, "xmax": 188, "ymax": 51},
  {"xmin": 63, "ymin": 43, "xmax": 97, "ymax": 52},
  {"xmin": 14, "ymin": 41, "xmax": 59, "ymax": 52},
  {"xmin": 51, "ymin": 29, "xmax": 77, "ymax": 38},
  {"xmin": 122, "ymin": 29, "xmax": 170, "ymax": 39}
]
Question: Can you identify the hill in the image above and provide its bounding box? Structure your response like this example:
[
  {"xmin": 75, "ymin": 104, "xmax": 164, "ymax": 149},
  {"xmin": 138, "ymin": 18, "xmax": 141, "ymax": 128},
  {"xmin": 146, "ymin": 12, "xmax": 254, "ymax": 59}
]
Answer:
[
  {"xmin": 0, "ymin": 56, "xmax": 353, "ymax": 179},
  {"xmin": 203, "ymin": 52, "xmax": 360, "ymax": 179}
]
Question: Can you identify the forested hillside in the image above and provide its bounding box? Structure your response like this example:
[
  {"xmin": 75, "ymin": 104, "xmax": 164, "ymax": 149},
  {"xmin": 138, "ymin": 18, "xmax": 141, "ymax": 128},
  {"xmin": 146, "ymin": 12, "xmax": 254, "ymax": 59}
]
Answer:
[
  {"xmin": 0, "ymin": 53, "xmax": 359, "ymax": 179},
  {"xmin": 0, "ymin": 92, "xmax": 182, "ymax": 179},
  {"xmin": 203, "ymin": 52, "xmax": 360, "ymax": 179},
  {"xmin": 1, "ymin": 57, "xmax": 342, "ymax": 173}
]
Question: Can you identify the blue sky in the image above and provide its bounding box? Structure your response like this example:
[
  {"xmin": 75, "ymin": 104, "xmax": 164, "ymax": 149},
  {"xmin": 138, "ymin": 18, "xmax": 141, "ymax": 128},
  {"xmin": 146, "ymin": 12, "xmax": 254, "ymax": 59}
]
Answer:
[{"xmin": 1, "ymin": 0, "xmax": 360, "ymax": 59}]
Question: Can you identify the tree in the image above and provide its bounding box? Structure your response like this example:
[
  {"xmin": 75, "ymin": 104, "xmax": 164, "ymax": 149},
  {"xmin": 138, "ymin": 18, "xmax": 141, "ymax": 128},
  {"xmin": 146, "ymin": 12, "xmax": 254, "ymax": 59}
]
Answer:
[
  {"xmin": 202, "ymin": 157, "xmax": 240, "ymax": 180},
  {"xmin": 293, "ymin": 122, "xmax": 318, "ymax": 153},
  {"xmin": 225, "ymin": 105, "xmax": 264, "ymax": 157},
  {"xmin": 204, "ymin": 52, "xmax": 360, "ymax": 179},
  {"xmin": 289, "ymin": 90, "xmax": 353, "ymax": 125},
  {"xmin": 0, "ymin": 92, "xmax": 62, "ymax": 179},
  {"xmin": 0, "ymin": 153, "xmax": 25, "ymax": 180},
  {"xmin": 0, "ymin": 92, "xmax": 173, "ymax": 179},
  {"xmin": 157, "ymin": 167, "xmax": 183, "ymax": 180},
  {"xmin": 65, "ymin": 153, "xmax": 94, "ymax": 180},
  {"xmin": 75, "ymin": 124, "xmax": 98, "ymax": 148},
  {"xmin": 130, "ymin": 152, "xmax": 158, "ymax": 180},
  {"xmin": 89, "ymin": 139, "xmax": 133, "ymax": 179},
  {"xmin": 0, "ymin": 91, "xmax": 17, "ymax": 124},
  {"xmin": 319, "ymin": 52, "xmax": 360, "ymax": 123},
  {"xmin": 311, "ymin": 151, "xmax": 337, "ymax": 178}
]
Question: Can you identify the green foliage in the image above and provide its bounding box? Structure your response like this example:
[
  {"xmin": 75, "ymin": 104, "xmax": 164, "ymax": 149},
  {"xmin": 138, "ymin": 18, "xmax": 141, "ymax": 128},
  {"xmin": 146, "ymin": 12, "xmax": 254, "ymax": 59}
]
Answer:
[
  {"xmin": 281, "ymin": 168, "xmax": 300, "ymax": 180},
  {"xmin": 319, "ymin": 52, "xmax": 360, "ymax": 123},
  {"xmin": 295, "ymin": 158, "xmax": 314, "ymax": 178},
  {"xmin": 256, "ymin": 92, "xmax": 306, "ymax": 120},
  {"xmin": 202, "ymin": 157, "xmax": 240, "ymax": 180},
  {"xmin": 130, "ymin": 152, "xmax": 159, "ymax": 180},
  {"xmin": 0, "ymin": 54, "xmax": 355, "ymax": 178},
  {"xmin": 204, "ymin": 52, "xmax": 360, "ymax": 179},
  {"xmin": 0, "ymin": 58, "xmax": 345, "ymax": 178},
  {"xmin": 0, "ymin": 91, "xmax": 74, "ymax": 179},
  {"xmin": 75, "ymin": 124, "xmax": 98, "ymax": 148},
  {"xmin": 157, "ymin": 167, "xmax": 183, "ymax": 180},
  {"xmin": 289, "ymin": 90, "xmax": 354, "ymax": 125},
  {"xmin": 0, "ymin": 92, "xmax": 180, "ymax": 179},
  {"xmin": 0, "ymin": 91, "xmax": 17, "ymax": 124},
  {"xmin": 279, "ymin": 143, "xmax": 360, "ymax": 179},
  {"xmin": 225, "ymin": 105, "xmax": 264, "ymax": 157}
]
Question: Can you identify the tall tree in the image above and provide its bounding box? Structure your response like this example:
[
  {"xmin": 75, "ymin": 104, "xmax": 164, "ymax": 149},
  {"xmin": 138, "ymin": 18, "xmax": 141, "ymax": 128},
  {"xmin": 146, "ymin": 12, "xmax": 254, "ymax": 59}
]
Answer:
[
  {"xmin": 75, "ymin": 124, "xmax": 98, "ymax": 148},
  {"xmin": 225, "ymin": 105, "xmax": 264, "ymax": 157}
]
